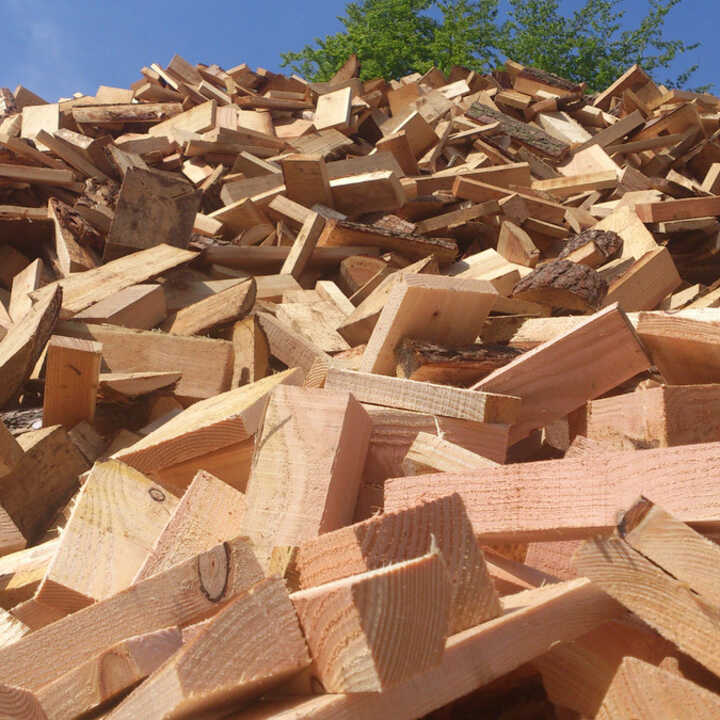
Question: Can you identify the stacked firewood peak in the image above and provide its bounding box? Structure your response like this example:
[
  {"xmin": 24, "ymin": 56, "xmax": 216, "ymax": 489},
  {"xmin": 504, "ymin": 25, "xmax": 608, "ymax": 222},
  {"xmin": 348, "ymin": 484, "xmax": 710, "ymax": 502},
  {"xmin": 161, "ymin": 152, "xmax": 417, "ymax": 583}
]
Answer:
[{"xmin": 0, "ymin": 53, "xmax": 720, "ymax": 718}]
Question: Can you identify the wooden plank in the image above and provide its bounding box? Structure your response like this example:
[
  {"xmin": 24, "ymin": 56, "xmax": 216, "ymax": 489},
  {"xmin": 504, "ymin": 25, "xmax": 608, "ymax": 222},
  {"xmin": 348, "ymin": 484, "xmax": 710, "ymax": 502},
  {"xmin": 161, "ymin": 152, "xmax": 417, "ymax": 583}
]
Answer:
[
  {"xmin": 0, "ymin": 537, "xmax": 263, "ymax": 691},
  {"xmin": 0, "ymin": 425, "xmax": 88, "ymax": 544},
  {"xmin": 35, "ymin": 459, "xmax": 178, "ymax": 613},
  {"xmin": 315, "ymin": 87, "xmax": 352, "ymax": 131},
  {"xmin": 107, "ymin": 578, "xmax": 309, "ymax": 720},
  {"xmin": 576, "ymin": 110, "xmax": 645, "ymax": 151},
  {"xmin": 74, "ymin": 284, "xmax": 167, "ymax": 330},
  {"xmin": 622, "ymin": 497, "xmax": 720, "ymax": 607},
  {"xmin": 0, "ymin": 607, "xmax": 28, "ymax": 649},
  {"xmin": 0, "ymin": 507, "xmax": 24, "ymax": 558},
  {"xmin": 280, "ymin": 211, "xmax": 326, "ymax": 280},
  {"xmin": 239, "ymin": 385, "xmax": 371, "ymax": 568},
  {"xmin": 114, "ymin": 369, "xmax": 303, "ymax": 474},
  {"xmin": 360, "ymin": 274, "xmax": 497, "ymax": 375},
  {"xmin": 33, "ymin": 244, "xmax": 197, "ymax": 320},
  {"xmin": 473, "ymin": 306, "xmax": 651, "ymax": 443},
  {"xmin": 291, "ymin": 549, "xmax": 450, "ymax": 692},
  {"xmin": 56, "ymin": 320, "xmax": 233, "ymax": 402},
  {"xmin": 35, "ymin": 129, "xmax": 109, "ymax": 180},
  {"xmin": 42, "ymin": 335, "xmax": 102, "ymax": 428},
  {"xmin": 226, "ymin": 314, "xmax": 269, "ymax": 388},
  {"xmin": 330, "ymin": 171, "xmax": 405, "ymax": 215},
  {"xmin": 0, "ymin": 163, "xmax": 76, "ymax": 187},
  {"xmin": 635, "ymin": 195, "xmax": 720, "ymax": 223},
  {"xmin": 281, "ymin": 153, "xmax": 333, "ymax": 208},
  {"xmin": 205, "ymin": 245, "xmax": 381, "ymax": 272},
  {"xmin": 401, "ymin": 432, "xmax": 499, "ymax": 475},
  {"xmin": 134, "ymin": 470, "xmax": 246, "ymax": 583},
  {"xmin": 296, "ymin": 493, "xmax": 501, "ymax": 634},
  {"xmin": 596, "ymin": 656, "xmax": 720, "ymax": 720},
  {"xmin": 49, "ymin": 197, "xmax": 99, "ymax": 276},
  {"xmin": 325, "ymin": 368, "xmax": 520, "ymax": 424},
  {"xmin": 162, "ymin": 276, "xmax": 256, "ymax": 336},
  {"xmin": 229, "ymin": 579, "xmax": 621, "ymax": 720},
  {"xmin": 384, "ymin": 441, "xmax": 720, "ymax": 542},
  {"xmin": 275, "ymin": 302, "xmax": 350, "ymax": 353},
  {"xmin": 532, "ymin": 170, "xmax": 617, "ymax": 198},
  {"xmin": 8, "ymin": 259, "xmax": 44, "ymax": 324},
  {"xmin": 208, "ymin": 197, "xmax": 273, "ymax": 238},
  {"xmin": 33, "ymin": 627, "xmax": 182, "ymax": 720},
  {"xmin": 574, "ymin": 535, "xmax": 720, "ymax": 676},
  {"xmin": 0, "ymin": 421, "xmax": 22, "ymax": 479},
  {"xmin": 587, "ymin": 384, "xmax": 720, "ymax": 450},
  {"xmin": 635, "ymin": 312, "xmax": 720, "ymax": 384},
  {"xmin": 0, "ymin": 286, "xmax": 62, "ymax": 408},
  {"xmin": 148, "ymin": 100, "xmax": 216, "ymax": 137}
]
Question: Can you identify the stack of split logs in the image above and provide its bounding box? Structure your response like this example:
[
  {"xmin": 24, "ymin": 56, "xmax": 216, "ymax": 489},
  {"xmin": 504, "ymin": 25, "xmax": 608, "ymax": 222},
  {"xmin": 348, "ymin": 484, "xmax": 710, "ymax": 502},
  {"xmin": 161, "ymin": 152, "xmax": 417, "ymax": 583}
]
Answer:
[{"xmin": 1, "ymin": 52, "xmax": 720, "ymax": 719}]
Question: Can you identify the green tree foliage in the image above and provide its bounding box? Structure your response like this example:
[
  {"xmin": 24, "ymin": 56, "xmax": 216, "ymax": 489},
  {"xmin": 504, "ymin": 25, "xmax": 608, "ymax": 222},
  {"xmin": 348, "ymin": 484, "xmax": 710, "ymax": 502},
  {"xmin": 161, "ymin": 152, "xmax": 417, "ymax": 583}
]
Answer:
[{"xmin": 280, "ymin": 0, "xmax": 707, "ymax": 92}]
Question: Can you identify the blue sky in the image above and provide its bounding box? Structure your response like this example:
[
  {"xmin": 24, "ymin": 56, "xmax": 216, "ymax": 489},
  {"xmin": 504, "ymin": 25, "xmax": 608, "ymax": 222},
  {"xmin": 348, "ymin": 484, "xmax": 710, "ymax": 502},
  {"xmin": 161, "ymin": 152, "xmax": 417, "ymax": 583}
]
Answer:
[{"xmin": 0, "ymin": 0, "xmax": 715, "ymax": 101}]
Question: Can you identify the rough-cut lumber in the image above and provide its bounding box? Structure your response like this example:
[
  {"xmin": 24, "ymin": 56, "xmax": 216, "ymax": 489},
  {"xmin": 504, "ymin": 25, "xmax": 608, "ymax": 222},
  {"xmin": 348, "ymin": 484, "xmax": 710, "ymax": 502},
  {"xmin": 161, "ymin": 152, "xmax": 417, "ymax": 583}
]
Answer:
[
  {"xmin": 281, "ymin": 153, "xmax": 333, "ymax": 208},
  {"xmin": 621, "ymin": 497, "xmax": 720, "ymax": 607},
  {"xmin": 497, "ymin": 220, "xmax": 539, "ymax": 267},
  {"xmin": 635, "ymin": 312, "xmax": 720, "ymax": 384},
  {"xmin": 56, "ymin": 320, "xmax": 234, "ymax": 402},
  {"xmin": 0, "ymin": 537, "xmax": 264, "ymax": 691},
  {"xmin": 107, "ymin": 578, "xmax": 309, "ymax": 720},
  {"xmin": 36, "ymin": 459, "xmax": 178, "ymax": 613},
  {"xmin": 331, "ymin": 170, "xmax": 406, "ymax": 215},
  {"xmin": 280, "ymin": 211, "xmax": 326, "ymax": 279},
  {"xmin": 115, "ymin": 368, "xmax": 303, "ymax": 474},
  {"xmin": 42, "ymin": 335, "xmax": 102, "ymax": 428},
  {"xmin": 474, "ymin": 305, "xmax": 650, "ymax": 442},
  {"xmin": 99, "ymin": 371, "xmax": 181, "ymax": 398},
  {"xmin": 148, "ymin": 99, "xmax": 216, "ymax": 136},
  {"xmin": 635, "ymin": 195, "xmax": 720, "ymax": 223},
  {"xmin": 292, "ymin": 549, "xmax": 450, "ymax": 692},
  {"xmin": 325, "ymin": 368, "xmax": 520, "ymax": 424},
  {"xmin": 8, "ymin": 259, "xmax": 45, "ymax": 324},
  {"xmin": 0, "ymin": 286, "xmax": 61, "ymax": 408},
  {"xmin": 574, "ymin": 535, "xmax": 720, "ymax": 677},
  {"xmin": 240, "ymin": 385, "xmax": 371, "ymax": 568},
  {"xmin": 276, "ymin": 301, "xmax": 350, "ymax": 353},
  {"xmin": 162, "ymin": 276, "xmax": 256, "ymax": 335},
  {"xmin": 296, "ymin": 493, "xmax": 501, "ymax": 635},
  {"xmin": 360, "ymin": 274, "xmax": 497, "ymax": 375},
  {"xmin": 0, "ymin": 425, "xmax": 88, "ymax": 543},
  {"xmin": 0, "ymin": 507, "xmax": 24, "ymax": 558},
  {"xmin": 30, "ymin": 627, "xmax": 183, "ymax": 720},
  {"xmin": 587, "ymin": 384, "xmax": 720, "ymax": 450},
  {"xmin": 74, "ymin": 284, "xmax": 167, "ymax": 330},
  {"xmin": 556, "ymin": 228, "xmax": 622, "ymax": 268},
  {"xmin": 385, "ymin": 441, "xmax": 720, "ymax": 542},
  {"xmin": 0, "ymin": 421, "xmax": 22, "ymax": 479},
  {"xmin": 231, "ymin": 579, "xmax": 622, "ymax": 720},
  {"xmin": 596, "ymin": 657, "xmax": 720, "ymax": 720},
  {"xmin": 0, "ymin": 607, "xmax": 28, "ymax": 649},
  {"xmin": 401, "ymin": 432, "xmax": 499, "ymax": 475},
  {"xmin": 33, "ymin": 244, "xmax": 197, "ymax": 320},
  {"xmin": 0, "ymin": 163, "xmax": 77, "ymax": 187},
  {"xmin": 135, "ymin": 470, "xmax": 246, "ymax": 582}
]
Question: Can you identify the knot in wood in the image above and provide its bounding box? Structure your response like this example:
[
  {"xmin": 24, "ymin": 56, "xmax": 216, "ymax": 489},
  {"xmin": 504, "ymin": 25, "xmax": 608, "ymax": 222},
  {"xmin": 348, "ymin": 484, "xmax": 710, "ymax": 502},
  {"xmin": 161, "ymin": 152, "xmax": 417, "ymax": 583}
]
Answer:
[{"xmin": 198, "ymin": 542, "xmax": 231, "ymax": 602}]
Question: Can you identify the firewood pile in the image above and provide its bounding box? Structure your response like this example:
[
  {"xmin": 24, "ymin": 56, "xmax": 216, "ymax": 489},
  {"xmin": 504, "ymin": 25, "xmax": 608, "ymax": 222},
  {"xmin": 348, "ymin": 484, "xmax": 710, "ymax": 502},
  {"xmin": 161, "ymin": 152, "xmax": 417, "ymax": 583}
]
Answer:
[{"xmin": 1, "ymin": 52, "xmax": 720, "ymax": 718}]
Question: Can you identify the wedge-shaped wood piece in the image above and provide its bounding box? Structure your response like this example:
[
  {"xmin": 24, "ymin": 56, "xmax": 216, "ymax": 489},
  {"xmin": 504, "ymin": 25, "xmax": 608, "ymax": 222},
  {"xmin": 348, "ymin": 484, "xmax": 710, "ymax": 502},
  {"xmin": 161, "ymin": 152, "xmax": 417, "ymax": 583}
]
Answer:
[
  {"xmin": 596, "ymin": 657, "xmax": 720, "ymax": 720},
  {"xmin": 0, "ymin": 421, "xmax": 22, "ymax": 479},
  {"xmin": 535, "ymin": 619, "xmax": 717, "ymax": 718},
  {"xmin": 231, "ymin": 579, "xmax": 622, "ymax": 720},
  {"xmin": 360, "ymin": 274, "xmax": 497, "ymax": 376},
  {"xmin": 587, "ymin": 384, "xmax": 720, "ymax": 450},
  {"xmin": 115, "ymin": 368, "xmax": 303, "ymax": 474},
  {"xmin": 0, "ymin": 607, "xmax": 28, "ymax": 649},
  {"xmin": 0, "ymin": 540, "xmax": 59, "ymax": 609},
  {"xmin": 635, "ymin": 312, "xmax": 720, "ymax": 384},
  {"xmin": 105, "ymin": 168, "xmax": 201, "ymax": 258},
  {"xmin": 0, "ymin": 537, "xmax": 263, "ymax": 691},
  {"xmin": 162, "ymin": 277, "xmax": 256, "ymax": 336},
  {"xmin": 135, "ymin": 470, "xmax": 246, "ymax": 582},
  {"xmin": 36, "ymin": 459, "xmax": 179, "ymax": 613},
  {"xmin": 296, "ymin": 493, "xmax": 500, "ymax": 635},
  {"xmin": 594, "ymin": 205, "xmax": 658, "ymax": 260},
  {"xmin": 0, "ymin": 286, "xmax": 61, "ymax": 408},
  {"xmin": 99, "ymin": 371, "xmax": 181, "ymax": 398},
  {"xmin": 497, "ymin": 220, "xmax": 539, "ymax": 268},
  {"xmin": 280, "ymin": 211, "xmax": 326, "ymax": 280},
  {"xmin": 33, "ymin": 245, "xmax": 197, "ymax": 320},
  {"xmin": 330, "ymin": 170, "xmax": 405, "ymax": 215},
  {"xmin": 75, "ymin": 284, "xmax": 167, "ymax": 330},
  {"xmin": 385, "ymin": 442, "xmax": 720, "ymax": 542},
  {"xmin": 42, "ymin": 335, "xmax": 102, "ymax": 428},
  {"xmin": 401, "ymin": 432, "xmax": 499, "ymax": 475},
  {"xmin": 622, "ymin": 497, "xmax": 720, "ymax": 607},
  {"xmin": 240, "ymin": 386, "xmax": 371, "ymax": 569},
  {"xmin": 8, "ymin": 258, "xmax": 44, "ymax": 324},
  {"xmin": 0, "ymin": 425, "xmax": 88, "ymax": 543},
  {"xmin": 207, "ymin": 197, "xmax": 273, "ymax": 238},
  {"xmin": 574, "ymin": 535, "xmax": 720, "ymax": 676},
  {"xmin": 292, "ymin": 549, "xmax": 450, "ymax": 692},
  {"xmin": 473, "ymin": 305, "xmax": 650, "ymax": 443},
  {"xmin": 33, "ymin": 627, "xmax": 182, "ymax": 720},
  {"xmin": 56, "ymin": 320, "xmax": 233, "ymax": 402},
  {"xmin": 325, "ymin": 368, "xmax": 520, "ymax": 424},
  {"xmin": 107, "ymin": 578, "xmax": 309, "ymax": 720},
  {"xmin": 0, "ymin": 507, "xmax": 24, "ymax": 558},
  {"xmin": 603, "ymin": 246, "xmax": 681, "ymax": 311}
]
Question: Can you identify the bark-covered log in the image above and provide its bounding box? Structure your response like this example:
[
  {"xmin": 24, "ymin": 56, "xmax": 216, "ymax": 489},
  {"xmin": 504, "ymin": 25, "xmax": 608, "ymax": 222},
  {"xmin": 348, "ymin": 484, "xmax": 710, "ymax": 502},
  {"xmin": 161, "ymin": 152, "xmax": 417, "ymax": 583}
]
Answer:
[{"xmin": 557, "ymin": 229, "xmax": 623, "ymax": 267}]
